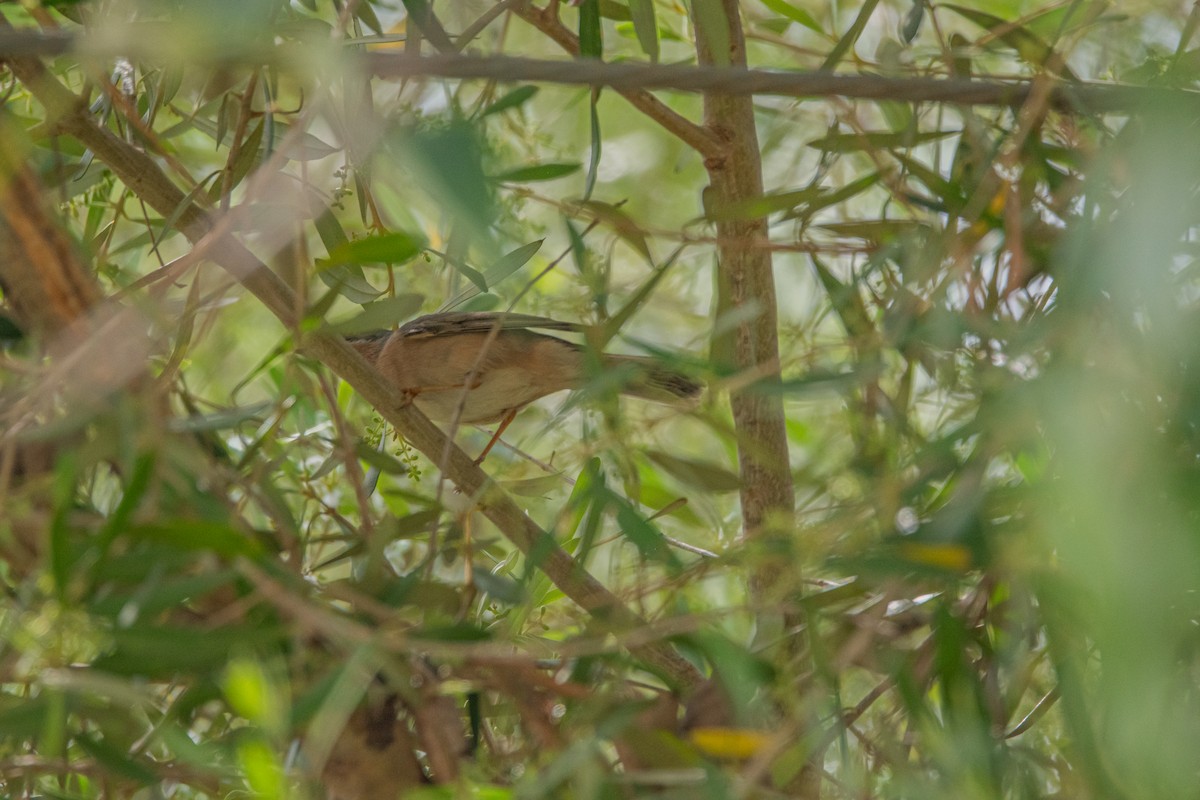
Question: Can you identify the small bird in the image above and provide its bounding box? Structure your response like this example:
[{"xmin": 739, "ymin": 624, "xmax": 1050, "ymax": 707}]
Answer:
[{"xmin": 347, "ymin": 312, "xmax": 701, "ymax": 460}]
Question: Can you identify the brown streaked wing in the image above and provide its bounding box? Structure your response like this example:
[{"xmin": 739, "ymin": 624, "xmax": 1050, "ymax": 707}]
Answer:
[{"xmin": 398, "ymin": 312, "xmax": 583, "ymax": 339}]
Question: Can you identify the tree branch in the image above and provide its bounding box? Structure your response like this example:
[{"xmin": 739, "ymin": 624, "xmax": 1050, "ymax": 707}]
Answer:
[
  {"xmin": 363, "ymin": 52, "xmax": 1196, "ymax": 114},
  {"xmin": 692, "ymin": 0, "xmax": 794, "ymax": 580},
  {"xmin": 509, "ymin": 3, "xmax": 722, "ymax": 157},
  {"xmin": 0, "ymin": 25, "xmax": 1185, "ymax": 114}
]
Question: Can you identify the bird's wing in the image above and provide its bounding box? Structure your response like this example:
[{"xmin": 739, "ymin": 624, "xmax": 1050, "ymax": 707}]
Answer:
[{"xmin": 398, "ymin": 312, "xmax": 584, "ymax": 339}]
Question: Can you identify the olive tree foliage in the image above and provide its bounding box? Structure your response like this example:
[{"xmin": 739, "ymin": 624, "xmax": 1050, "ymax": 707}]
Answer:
[{"xmin": 2, "ymin": 0, "xmax": 1200, "ymax": 798}]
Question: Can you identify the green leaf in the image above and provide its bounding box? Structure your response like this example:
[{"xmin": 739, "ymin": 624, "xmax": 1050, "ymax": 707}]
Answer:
[
  {"xmin": 329, "ymin": 294, "xmax": 425, "ymax": 335},
  {"xmin": 707, "ymin": 185, "xmax": 825, "ymax": 222},
  {"xmin": 502, "ymin": 475, "xmax": 567, "ymax": 498},
  {"xmin": 579, "ymin": 0, "xmax": 602, "ymax": 59},
  {"xmin": 585, "ymin": 97, "xmax": 601, "ymax": 201},
  {"xmin": 169, "ymin": 402, "xmax": 271, "ymax": 433},
  {"xmin": 817, "ymin": 219, "xmax": 932, "ymax": 243},
  {"xmin": 901, "ymin": 0, "xmax": 924, "ymax": 43},
  {"xmin": 628, "ymin": 0, "xmax": 659, "ymax": 61},
  {"xmin": 758, "ymin": 0, "xmax": 824, "ymax": 35},
  {"xmin": 354, "ymin": 440, "xmax": 419, "ymax": 475},
  {"xmin": 453, "ymin": 260, "xmax": 490, "ymax": 293},
  {"xmin": 806, "ymin": 129, "xmax": 958, "ymax": 152},
  {"xmin": 442, "ymin": 239, "xmax": 544, "ymax": 309},
  {"xmin": 391, "ymin": 120, "xmax": 496, "ymax": 243},
  {"xmin": 480, "ymin": 85, "xmax": 539, "ymax": 117},
  {"xmin": 599, "ymin": 245, "xmax": 682, "ymax": 346},
  {"xmin": 75, "ymin": 733, "xmax": 159, "ymax": 785},
  {"xmin": 751, "ymin": 365, "xmax": 883, "ymax": 396},
  {"xmin": 492, "ymin": 163, "xmax": 581, "ymax": 183},
  {"xmin": 711, "ymin": 173, "xmax": 881, "ymax": 222},
  {"xmin": 313, "ymin": 204, "xmax": 350, "ymax": 253},
  {"xmin": 224, "ymin": 117, "xmax": 265, "ymax": 193},
  {"xmin": 892, "ymin": 152, "xmax": 959, "ymax": 207},
  {"xmin": 612, "ymin": 496, "xmax": 683, "ymax": 569},
  {"xmin": 471, "ymin": 567, "xmax": 526, "ymax": 604},
  {"xmin": 125, "ymin": 520, "xmax": 267, "ymax": 559},
  {"xmin": 95, "ymin": 625, "xmax": 289, "ymax": 676},
  {"xmin": 820, "ymin": 0, "xmax": 881, "ymax": 71},
  {"xmin": 312, "ymin": 208, "xmax": 384, "ymax": 301},
  {"xmin": 90, "ymin": 570, "xmax": 240, "ymax": 620},
  {"xmin": 270, "ymin": 122, "xmax": 340, "ymax": 161},
  {"xmin": 646, "ymin": 450, "xmax": 741, "ymax": 492},
  {"xmin": 416, "ymin": 623, "xmax": 492, "ymax": 642},
  {"xmin": 810, "ymin": 254, "xmax": 876, "ymax": 341},
  {"xmin": 575, "ymin": 199, "xmax": 652, "ymax": 263},
  {"xmin": 50, "ymin": 450, "xmax": 81, "ymax": 600},
  {"xmin": 94, "ymin": 451, "xmax": 157, "ymax": 559},
  {"xmin": 780, "ymin": 172, "xmax": 882, "ymax": 220},
  {"xmin": 0, "ymin": 695, "xmax": 55, "ymax": 740},
  {"xmin": 325, "ymin": 231, "xmax": 426, "ymax": 266},
  {"xmin": 315, "ymin": 261, "xmax": 382, "ymax": 304},
  {"xmin": 942, "ymin": 4, "xmax": 1080, "ymax": 81},
  {"xmin": 598, "ymin": 0, "xmax": 631, "ymax": 20},
  {"xmin": 353, "ymin": 0, "xmax": 384, "ymax": 34},
  {"xmin": 692, "ymin": 0, "xmax": 731, "ymax": 66}
]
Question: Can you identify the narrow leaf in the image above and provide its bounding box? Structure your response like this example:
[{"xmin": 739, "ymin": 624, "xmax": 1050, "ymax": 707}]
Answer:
[
  {"xmin": 781, "ymin": 172, "xmax": 882, "ymax": 220},
  {"xmin": 329, "ymin": 294, "xmax": 425, "ymax": 335},
  {"xmin": 585, "ymin": 98, "xmax": 601, "ymax": 201},
  {"xmin": 325, "ymin": 231, "xmax": 426, "ymax": 266},
  {"xmin": 942, "ymin": 5, "xmax": 1080, "ymax": 81},
  {"xmin": 492, "ymin": 163, "xmax": 581, "ymax": 183},
  {"xmin": 806, "ymin": 129, "xmax": 958, "ymax": 153},
  {"xmin": 692, "ymin": 0, "xmax": 731, "ymax": 66},
  {"xmin": 480, "ymin": 85, "xmax": 539, "ymax": 117},
  {"xmin": 758, "ymin": 0, "xmax": 824, "ymax": 35},
  {"xmin": 441, "ymin": 239, "xmax": 544, "ymax": 310},
  {"xmin": 646, "ymin": 450, "xmax": 741, "ymax": 492},
  {"xmin": 628, "ymin": 0, "xmax": 660, "ymax": 61},
  {"xmin": 579, "ymin": 0, "xmax": 603, "ymax": 59},
  {"xmin": 614, "ymin": 499, "xmax": 683, "ymax": 569},
  {"xmin": 576, "ymin": 199, "xmax": 652, "ymax": 263},
  {"xmin": 820, "ymin": 0, "xmax": 881, "ymax": 71}
]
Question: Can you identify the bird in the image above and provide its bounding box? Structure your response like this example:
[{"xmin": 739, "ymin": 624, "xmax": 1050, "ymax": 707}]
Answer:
[{"xmin": 347, "ymin": 311, "xmax": 701, "ymax": 461}]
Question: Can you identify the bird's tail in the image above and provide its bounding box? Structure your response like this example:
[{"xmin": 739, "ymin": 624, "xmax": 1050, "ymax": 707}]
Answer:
[{"xmin": 601, "ymin": 354, "xmax": 702, "ymax": 403}]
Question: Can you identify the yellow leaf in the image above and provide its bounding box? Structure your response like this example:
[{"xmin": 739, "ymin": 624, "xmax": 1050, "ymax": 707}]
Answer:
[
  {"xmin": 898, "ymin": 541, "xmax": 973, "ymax": 572},
  {"xmin": 688, "ymin": 726, "xmax": 772, "ymax": 761}
]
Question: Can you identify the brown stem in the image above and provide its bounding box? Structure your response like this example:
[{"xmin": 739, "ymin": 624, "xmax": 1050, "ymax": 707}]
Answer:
[
  {"xmin": 691, "ymin": 1, "xmax": 810, "ymax": 793},
  {"xmin": 510, "ymin": 3, "xmax": 722, "ymax": 157},
  {"xmin": 691, "ymin": 0, "xmax": 794, "ymax": 591}
]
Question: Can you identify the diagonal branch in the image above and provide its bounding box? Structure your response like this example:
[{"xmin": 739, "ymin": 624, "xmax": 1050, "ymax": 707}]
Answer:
[
  {"xmin": 3, "ymin": 43, "xmax": 703, "ymax": 691},
  {"xmin": 504, "ymin": 3, "xmax": 723, "ymax": 157}
]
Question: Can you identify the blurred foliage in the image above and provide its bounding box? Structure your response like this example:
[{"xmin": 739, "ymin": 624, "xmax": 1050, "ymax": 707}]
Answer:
[{"xmin": 2, "ymin": 0, "xmax": 1200, "ymax": 798}]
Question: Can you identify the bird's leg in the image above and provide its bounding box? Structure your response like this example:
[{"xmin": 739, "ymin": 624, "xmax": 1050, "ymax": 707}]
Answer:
[{"xmin": 473, "ymin": 408, "xmax": 518, "ymax": 465}]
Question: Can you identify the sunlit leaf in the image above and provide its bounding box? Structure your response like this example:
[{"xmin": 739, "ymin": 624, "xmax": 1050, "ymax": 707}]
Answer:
[{"xmin": 325, "ymin": 231, "xmax": 427, "ymax": 266}]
